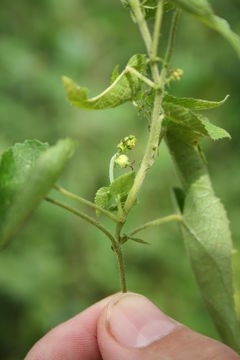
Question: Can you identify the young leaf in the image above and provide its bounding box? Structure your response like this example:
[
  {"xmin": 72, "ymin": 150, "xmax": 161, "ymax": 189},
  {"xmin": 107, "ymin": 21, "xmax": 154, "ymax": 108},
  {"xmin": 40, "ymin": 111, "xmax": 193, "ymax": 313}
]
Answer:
[
  {"xmin": 110, "ymin": 172, "xmax": 135, "ymax": 197},
  {"xmin": 164, "ymin": 103, "xmax": 231, "ymax": 145},
  {"xmin": 167, "ymin": 133, "xmax": 240, "ymax": 352},
  {"xmin": 170, "ymin": 0, "xmax": 240, "ymax": 58},
  {"xmin": 0, "ymin": 138, "xmax": 76, "ymax": 248},
  {"xmin": 62, "ymin": 54, "xmax": 147, "ymax": 110},
  {"xmin": 94, "ymin": 186, "xmax": 111, "ymax": 216}
]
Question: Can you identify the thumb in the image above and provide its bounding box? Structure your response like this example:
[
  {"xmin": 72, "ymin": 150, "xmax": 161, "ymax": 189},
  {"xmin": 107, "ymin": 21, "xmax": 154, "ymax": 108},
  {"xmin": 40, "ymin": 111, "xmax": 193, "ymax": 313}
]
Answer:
[{"xmin": 97, "ymin": 293, "xmax": 239, "ymax": 360}]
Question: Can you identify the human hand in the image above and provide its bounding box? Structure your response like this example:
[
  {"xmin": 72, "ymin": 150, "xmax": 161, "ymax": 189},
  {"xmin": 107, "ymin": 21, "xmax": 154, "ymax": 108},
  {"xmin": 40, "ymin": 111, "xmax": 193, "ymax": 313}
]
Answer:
[{"xmin": 25, "ymin": 292, "xmax": 240, "ymax": 360}]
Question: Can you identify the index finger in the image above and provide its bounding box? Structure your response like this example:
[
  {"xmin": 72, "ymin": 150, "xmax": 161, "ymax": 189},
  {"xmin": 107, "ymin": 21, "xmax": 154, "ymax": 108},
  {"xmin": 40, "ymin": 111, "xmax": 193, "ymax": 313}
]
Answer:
[{"xmin": 25, "ymin": 295, "xmax": 113, "ymax": 360}]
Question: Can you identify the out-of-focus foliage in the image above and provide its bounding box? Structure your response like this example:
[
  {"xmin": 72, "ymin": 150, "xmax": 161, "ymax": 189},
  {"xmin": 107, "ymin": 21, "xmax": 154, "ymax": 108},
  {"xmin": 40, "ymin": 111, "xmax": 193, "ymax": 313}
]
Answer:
[{"xmin": 0, "ymin": 0, "xmax": 239, "ymax": 358}]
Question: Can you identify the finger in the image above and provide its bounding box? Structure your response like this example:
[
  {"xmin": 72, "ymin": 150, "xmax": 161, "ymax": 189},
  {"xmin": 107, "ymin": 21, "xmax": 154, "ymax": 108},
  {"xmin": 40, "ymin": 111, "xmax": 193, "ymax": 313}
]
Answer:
[
  {"xmin": 25, "ymin": 296, "xmax": 112, "ymax": 360},
  {"xmin": 97, "ymin": 293, "xmax": 240, "ymax": 360}
]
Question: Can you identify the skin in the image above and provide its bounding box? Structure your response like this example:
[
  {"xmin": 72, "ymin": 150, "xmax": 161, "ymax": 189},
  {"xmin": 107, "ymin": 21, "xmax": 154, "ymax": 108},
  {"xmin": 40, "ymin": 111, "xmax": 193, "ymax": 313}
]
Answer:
[{"xmin": 25, "ymin": 292, "xmax": 240, "ymax": 360}]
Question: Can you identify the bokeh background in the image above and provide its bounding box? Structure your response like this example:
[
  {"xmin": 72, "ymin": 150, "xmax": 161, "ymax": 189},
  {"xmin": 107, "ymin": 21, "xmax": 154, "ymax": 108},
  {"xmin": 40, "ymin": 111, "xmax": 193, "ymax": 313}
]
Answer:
[{"xmin": 0, "ymin": 0, "xmax": 239, "ymax": 358}]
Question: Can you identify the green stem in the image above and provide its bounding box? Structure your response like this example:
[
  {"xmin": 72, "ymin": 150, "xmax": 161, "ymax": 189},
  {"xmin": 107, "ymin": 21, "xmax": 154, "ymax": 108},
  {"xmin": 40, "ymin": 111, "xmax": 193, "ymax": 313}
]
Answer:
[
  {"xmin": 54, "ymin": 184, "xmax": 119, "ymax": 223},
  {"xmin": 130, "ymin": 214, "xmax": 183, "ymax": 236},
  {"xmin": 130, "ymin": 214, "xmax": 182, "ymax": 236},
  {"xmin": 46, "ymin": 196, "xmax": 127, "ymax": 292},
  {"xmin": 124, "ymin": 7, "xmax": 180, "ymax": 216},
  {"xmin": 129, "ymin": 0, "xmax": 152, "ymax": 56},
  {"xmin": 114, "ymin": 221, "xmax": 127, "ymax": 292},
  {"xmin": 151, "ymin": 1, "xmax": 164, "ymax": 80},
  {"xmin": 45, "ymin": 196, "xmax": 117, "ymax": 249},
  {"xmin": 115, "ymin": 244, "xmax": 127, "ymax": 293}
]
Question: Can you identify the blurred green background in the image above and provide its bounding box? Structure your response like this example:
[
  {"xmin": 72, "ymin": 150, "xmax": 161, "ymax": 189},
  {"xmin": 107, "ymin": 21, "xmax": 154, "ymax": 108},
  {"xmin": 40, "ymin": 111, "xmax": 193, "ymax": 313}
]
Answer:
[{"xmin": 0, "ymin": 0, "xmax": 239, "ymax": 358}]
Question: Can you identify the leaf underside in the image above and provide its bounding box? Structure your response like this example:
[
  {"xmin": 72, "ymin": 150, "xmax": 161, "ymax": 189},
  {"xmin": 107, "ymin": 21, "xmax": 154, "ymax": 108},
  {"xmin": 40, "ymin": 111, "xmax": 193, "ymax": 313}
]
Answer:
[
  {"xmin": 0, "ymin": 138, "xmax": 76, "ymax": 248},
  {"xmin": 167, "ymin": 131, "xmax": 240, "ymax": 352}
]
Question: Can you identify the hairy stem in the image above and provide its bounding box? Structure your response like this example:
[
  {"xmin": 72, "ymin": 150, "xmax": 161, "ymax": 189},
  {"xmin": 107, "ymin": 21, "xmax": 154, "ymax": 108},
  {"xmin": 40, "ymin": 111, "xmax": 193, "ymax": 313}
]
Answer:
[
  {"xmin": 115, "ymin": 222, "xmax": 127, "ymax": 292},
  {"xmin": 115, "ymin": 244, "xmax": 127, "ymax": 292},
  {"xmin": 45, "ymin": 196, "xmax": 117, "ymax": 249},
  {"xmin": 151, "ymin": 0, "xmax": 164, "ymax": 81},
  {"xmin": 130, "ymin": 214, "xmax": 182, "ymax": 236},
  {"xmin": 124, "ymin": 7, "xmax": 180, "ymax": 216},
  {"xmin": 129, "ymin": 0, "xmax": 152, "ymax": 55},
  {"xmin": 54, "ymin": 184, "xmax": 119, "ymax": 223}
]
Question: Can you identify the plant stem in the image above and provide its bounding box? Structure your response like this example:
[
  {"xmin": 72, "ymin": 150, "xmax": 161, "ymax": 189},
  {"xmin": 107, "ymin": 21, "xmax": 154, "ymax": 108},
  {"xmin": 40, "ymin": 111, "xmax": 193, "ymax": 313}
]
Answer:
[
  {"xmin": 129, "ymin": 0, "xmax": 152, "ymax": 56},
  {"xmin": 115, "ymin": 244, "xmax": 127, "ymax": 292},
  {"xmin": 115, "ymin": 221, "xmax": 127, "ymax": 292},
  {"xmin": 130, "ymin": 214, "xmax": 182, "ymax": 236},
  {"xmin": 124, "ymin": 6, "xmax": 180, "ymax": 216},
  {"xmin": 45, "ymin": 196, "xmax": 117, "ymax": 249},
  {"xmin": 151, "ymin": 0, "xmax": 164, "ymax": 80},
  {"xmin": 54, "ymin": 184, "xmax": 119, "ymax": 223}
]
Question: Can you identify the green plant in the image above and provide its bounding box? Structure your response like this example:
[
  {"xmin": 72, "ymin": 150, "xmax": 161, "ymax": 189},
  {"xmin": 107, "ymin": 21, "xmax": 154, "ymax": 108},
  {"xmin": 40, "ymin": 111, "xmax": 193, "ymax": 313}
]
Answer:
[{"xmin": 0, "ymin": 0, "xmax": 239, "ymax": 353}]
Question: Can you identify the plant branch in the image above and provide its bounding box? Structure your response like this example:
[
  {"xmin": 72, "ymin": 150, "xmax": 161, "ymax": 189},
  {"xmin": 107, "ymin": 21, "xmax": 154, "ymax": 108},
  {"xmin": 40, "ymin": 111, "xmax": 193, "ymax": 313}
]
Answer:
[
  {"xmin": 130, "ymin": 214, "xmax": 183, "ymax": 236},
  {"xmin": 54, "ymin": 184, "xmax": 119, "ymax": 223},
  {"xmin": 45, "ymin": 196, "xmax": 117, "ymax": 248}
]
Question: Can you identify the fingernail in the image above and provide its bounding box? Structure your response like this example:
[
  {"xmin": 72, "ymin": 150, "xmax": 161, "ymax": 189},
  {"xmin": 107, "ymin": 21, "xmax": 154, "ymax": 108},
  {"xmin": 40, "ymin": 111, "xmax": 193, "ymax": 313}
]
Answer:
[{"xmin": 106, "ymin": 293, "xmax": 178, "ymax": 348}]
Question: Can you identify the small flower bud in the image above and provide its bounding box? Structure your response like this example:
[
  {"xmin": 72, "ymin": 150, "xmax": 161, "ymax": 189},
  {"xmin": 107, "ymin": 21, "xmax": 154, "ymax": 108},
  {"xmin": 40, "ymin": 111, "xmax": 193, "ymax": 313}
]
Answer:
[
  {"xmin": 170, "ymin": 68, "xmax": 184, "ymax": 81},
  {"xmin": 115, "ymin": 154, "xmax": 130, "ymax": 168},
  {"xmin": 117, "ymin": 135, "xmax": 136, "ymax": 152}
]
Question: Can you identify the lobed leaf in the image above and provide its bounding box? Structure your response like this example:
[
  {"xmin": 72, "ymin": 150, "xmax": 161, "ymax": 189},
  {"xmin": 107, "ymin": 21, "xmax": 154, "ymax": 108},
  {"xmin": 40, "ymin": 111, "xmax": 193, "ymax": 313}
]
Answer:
[
  {"xmin": 167, "ymin": 133, "xmax": 240, "ymax": 351},
  {"xmin": 165, "ymin": 103, "xmax": 231, "ymax": 145},
  {"xmin": 170, "ymin": 0, "xmax": 240, "ymax": 58},
  {"xmin": 0, "ymin": 138, "xmax": 76, "ymax": 248},
  {"xmin": 94, "ymin": 187, "xmax": 111, "ymax": 216},
  {"xmin": 110, "ymin": 172, "xmax": 135, "ymax": 197},
  {"xmin": 62, "ymin": 54, "xmax": 147, "ymax": 110}
]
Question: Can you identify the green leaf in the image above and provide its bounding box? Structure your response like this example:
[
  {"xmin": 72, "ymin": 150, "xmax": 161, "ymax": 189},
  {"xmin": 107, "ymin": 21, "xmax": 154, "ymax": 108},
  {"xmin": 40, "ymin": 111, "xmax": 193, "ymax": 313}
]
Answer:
[
  {"xmin": 170, "ymin": 0, "xmax": 240, "ymax": 58},
  {"xmin": 62, "ymin": 54, "xmax": 147, "ymax": 110},
  {"xmin": 0, "ymin": 138, "xmax": 76, "ymax": 248},
  {"xmin": 165, "ymin": 103, "xmax": 231, "ymax": 145},
  {"xmin": 94, "ymin": 187, "xmax": 111, "ymax": 216},
  {"xmin": 167, "ymin": 135, "xmax": 240, "ymax": 352},
  {"xmin": 135, "ymin": 90, "xmax": 229, "ymax": 119},
  {"xmin": 164, "ymin": 94, "xmax": 229, "ymax": 111},
  {"xmin": 110, "ymin": 172, "xmax": 135, "ymax": 197}
]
